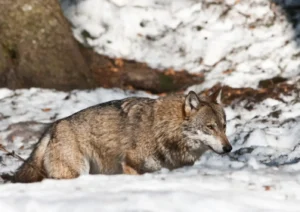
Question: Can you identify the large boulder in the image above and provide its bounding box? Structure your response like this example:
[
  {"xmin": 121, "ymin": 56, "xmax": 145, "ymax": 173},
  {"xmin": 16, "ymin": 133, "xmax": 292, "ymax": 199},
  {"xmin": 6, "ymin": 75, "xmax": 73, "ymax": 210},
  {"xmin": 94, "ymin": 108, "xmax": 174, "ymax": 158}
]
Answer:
[{"xmin": 0, "ymin": 0, "xmax": 94, "ymax": 90}]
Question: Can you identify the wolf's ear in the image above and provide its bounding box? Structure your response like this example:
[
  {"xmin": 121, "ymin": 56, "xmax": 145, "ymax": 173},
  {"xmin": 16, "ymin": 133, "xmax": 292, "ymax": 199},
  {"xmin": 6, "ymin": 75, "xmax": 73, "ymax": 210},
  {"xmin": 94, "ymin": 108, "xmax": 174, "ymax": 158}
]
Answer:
[
  {"xmin": 184, "ymin": 91, "xmax": 202, "ymax": 118},
  {"xmin": 208, "ymin": 87, "xmax": 222, "ymax": 104}
]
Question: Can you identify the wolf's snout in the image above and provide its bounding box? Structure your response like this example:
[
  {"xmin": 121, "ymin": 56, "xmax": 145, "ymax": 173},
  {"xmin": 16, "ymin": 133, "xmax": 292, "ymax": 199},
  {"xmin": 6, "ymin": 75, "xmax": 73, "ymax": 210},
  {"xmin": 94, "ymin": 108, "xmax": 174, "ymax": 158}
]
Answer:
[{"xmin": 222, "ymin": 145, "xmax": 232, "ymax": 153}]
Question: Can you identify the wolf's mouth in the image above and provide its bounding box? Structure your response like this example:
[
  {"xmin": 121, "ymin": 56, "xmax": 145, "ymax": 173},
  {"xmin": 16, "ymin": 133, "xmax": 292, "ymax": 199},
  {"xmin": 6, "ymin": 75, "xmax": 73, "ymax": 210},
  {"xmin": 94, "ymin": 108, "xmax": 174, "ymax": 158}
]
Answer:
[
  {"xmin": 207, "ymin": 145, "xmax": 227, "ymax": 155},
  {"xmin": 207, "ymin": 145, "xmax": 216, "ymax": 153}
]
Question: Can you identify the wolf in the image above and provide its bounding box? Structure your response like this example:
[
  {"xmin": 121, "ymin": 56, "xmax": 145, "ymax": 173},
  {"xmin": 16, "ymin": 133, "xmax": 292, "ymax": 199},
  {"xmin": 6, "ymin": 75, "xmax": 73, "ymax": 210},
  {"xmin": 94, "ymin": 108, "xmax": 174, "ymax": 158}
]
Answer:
[{"xmin": 14, "ymin": 89, "xmax": 231, "ymax": 183}]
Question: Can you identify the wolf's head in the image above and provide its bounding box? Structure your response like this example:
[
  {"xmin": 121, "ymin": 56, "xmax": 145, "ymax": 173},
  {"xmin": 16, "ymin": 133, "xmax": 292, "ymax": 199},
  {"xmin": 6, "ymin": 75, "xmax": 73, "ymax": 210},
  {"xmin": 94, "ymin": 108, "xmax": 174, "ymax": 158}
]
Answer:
[{"xmin": 182, "ymin": 89, "xmax": 232, "ymax": 154}]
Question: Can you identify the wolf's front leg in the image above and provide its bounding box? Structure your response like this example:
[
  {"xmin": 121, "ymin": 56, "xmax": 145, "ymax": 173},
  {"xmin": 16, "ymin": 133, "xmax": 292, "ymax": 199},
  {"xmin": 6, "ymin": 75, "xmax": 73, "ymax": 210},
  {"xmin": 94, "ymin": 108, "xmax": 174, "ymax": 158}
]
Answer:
[{"xmin": 121, "ymin": 161, "xmax": 139, "ymax": 175}]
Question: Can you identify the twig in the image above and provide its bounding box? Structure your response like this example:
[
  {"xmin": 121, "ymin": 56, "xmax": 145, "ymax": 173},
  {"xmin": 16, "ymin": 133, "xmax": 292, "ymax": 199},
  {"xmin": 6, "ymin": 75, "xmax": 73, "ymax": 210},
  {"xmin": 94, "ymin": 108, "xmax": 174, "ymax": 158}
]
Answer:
[
  {"xmin": 0, "ymin": 144, "xmax": 26, "ymax": 162},
  {"xmin": 0, "ymin": 144, "xmax": 47, "ymax": 179}
]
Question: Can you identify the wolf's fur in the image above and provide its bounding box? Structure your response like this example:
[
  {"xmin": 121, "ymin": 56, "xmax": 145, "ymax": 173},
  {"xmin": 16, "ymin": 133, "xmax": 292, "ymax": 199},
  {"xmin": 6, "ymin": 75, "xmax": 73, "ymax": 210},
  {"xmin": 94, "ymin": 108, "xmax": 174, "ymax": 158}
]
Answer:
[{"xmin": 14, "ymin": 90, "xmax": 231, "ymax": 183}]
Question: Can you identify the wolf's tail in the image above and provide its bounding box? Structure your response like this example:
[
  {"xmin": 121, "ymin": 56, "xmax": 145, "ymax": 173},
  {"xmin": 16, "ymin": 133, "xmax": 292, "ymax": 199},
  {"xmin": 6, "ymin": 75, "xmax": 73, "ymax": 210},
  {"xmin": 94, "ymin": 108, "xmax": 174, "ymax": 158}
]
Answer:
[{"xmin": 14, "ymin": 133, "xmax": 51, "ymax": 183}]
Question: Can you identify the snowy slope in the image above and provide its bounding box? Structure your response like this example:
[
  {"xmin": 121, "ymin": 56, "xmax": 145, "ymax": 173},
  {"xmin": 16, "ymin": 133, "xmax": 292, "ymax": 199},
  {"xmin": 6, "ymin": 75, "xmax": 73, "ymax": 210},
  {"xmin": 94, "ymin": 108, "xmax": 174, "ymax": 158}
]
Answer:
[
  {"xmin": 60, "ymin": 0, "xmax": 300, "ymax": 89},
  {"xmin": 0, "ymin": 87, "xmax": 300, "ymax": 211}
]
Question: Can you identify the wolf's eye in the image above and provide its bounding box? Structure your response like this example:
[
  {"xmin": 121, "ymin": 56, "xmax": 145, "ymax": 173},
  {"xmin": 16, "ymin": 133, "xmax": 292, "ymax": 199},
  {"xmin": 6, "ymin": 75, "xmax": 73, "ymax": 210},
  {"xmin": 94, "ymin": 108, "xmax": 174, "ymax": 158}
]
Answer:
[
  {"xmin": 207, "ymin": 125, "xmax": 214, "ymax": 130},
  {"xmin": 223, "ymin": 124, "xmax": 226, "ymax": 129}
]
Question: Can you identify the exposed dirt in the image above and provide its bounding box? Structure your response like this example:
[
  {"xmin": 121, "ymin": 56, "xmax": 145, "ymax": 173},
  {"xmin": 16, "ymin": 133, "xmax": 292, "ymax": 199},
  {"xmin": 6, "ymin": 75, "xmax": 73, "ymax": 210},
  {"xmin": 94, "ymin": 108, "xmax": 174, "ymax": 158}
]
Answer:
[
  {"xmin": 80, "ymin": 47, "xmax": 204, "ymax": 93},
  {"xmin": 200, "ymin": 78, "xmax": 298, "ymax": 107}
]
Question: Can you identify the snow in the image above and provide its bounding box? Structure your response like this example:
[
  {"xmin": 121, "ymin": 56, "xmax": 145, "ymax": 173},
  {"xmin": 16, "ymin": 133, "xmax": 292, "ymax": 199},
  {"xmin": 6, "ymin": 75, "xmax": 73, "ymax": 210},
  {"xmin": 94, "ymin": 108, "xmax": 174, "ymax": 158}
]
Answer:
[
  {"xmin": 0, "ymin": 173, "xmax": 300, "ymax": 212},
  {"xmin": 60, "ymin": 0, "xmax": 300, "ymax": 89},
  {"xmin": 1, "ymin": 87, "xmax": 300, "ymax": 211}
]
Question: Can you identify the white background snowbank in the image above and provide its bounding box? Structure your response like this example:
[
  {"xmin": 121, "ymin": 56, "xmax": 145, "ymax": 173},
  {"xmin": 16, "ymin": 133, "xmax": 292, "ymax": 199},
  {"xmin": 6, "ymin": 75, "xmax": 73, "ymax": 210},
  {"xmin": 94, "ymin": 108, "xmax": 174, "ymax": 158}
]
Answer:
[{"xmin": 60, "ymin": 0, "xmax": 300, "ymax": 89}]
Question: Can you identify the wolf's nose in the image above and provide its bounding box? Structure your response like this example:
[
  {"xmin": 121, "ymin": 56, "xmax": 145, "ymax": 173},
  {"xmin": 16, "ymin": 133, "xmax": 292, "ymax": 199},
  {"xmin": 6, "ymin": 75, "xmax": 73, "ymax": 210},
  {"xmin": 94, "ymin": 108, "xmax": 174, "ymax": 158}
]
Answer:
[{"xmin": 223, "ymin": 145, "xmax": 232, "ymax": 153}]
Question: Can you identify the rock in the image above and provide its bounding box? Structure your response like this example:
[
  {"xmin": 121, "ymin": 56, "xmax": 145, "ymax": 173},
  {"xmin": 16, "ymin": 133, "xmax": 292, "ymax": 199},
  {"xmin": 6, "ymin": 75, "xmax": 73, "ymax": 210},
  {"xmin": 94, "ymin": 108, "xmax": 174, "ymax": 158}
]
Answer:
[{"xmin": 0, "ymin": 0, "xmax": 94, "ymax": 90}]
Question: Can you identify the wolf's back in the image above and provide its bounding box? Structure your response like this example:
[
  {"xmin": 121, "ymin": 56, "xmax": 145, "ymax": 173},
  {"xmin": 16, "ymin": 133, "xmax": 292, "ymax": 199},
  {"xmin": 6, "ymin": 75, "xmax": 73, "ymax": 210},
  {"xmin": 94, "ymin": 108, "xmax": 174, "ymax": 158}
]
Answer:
[{"xmin": 14, "ymin": 133, "xmax": 51, "ymax": 183}]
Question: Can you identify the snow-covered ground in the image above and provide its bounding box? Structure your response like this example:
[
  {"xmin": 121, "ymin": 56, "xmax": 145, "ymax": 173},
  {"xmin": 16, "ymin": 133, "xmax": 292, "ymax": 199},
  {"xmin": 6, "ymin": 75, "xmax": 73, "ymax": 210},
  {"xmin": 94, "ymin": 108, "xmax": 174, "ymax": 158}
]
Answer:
[
  {"xmin": 0, "ymin": 86, "xmax": 300, "ymax": 211},
  {"xmin": 60, "ymin": 0, "xmax": 300, "ymax": 89}
]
